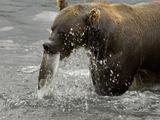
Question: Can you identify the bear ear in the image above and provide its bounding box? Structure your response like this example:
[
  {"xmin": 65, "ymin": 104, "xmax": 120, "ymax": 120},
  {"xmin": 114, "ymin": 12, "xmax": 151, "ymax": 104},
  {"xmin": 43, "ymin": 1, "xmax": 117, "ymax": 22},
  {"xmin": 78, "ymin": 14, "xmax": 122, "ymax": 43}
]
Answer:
[
  {"xmin": 57, "ymin": 0, "xmax": 68, "ymax": 11},
  {"xmin": 88, "ymin": 8, "xmax": 100, "ymax": 29}
]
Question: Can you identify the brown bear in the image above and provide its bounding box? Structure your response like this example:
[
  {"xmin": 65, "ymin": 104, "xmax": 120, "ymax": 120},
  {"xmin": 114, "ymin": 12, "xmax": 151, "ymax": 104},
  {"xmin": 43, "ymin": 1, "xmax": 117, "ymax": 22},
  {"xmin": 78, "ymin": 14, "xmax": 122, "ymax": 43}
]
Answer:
[{"xmin": 38, "ymin": 0, "xmax": 160, "ymax": 98}]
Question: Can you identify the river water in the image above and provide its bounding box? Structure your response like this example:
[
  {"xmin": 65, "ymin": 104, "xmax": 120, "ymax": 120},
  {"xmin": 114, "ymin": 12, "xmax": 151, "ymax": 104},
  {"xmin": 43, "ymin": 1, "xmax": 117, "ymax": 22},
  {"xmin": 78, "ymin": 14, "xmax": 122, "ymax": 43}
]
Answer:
[{"xmin": 0, "ymin": 0, "xmax": 160, "ymax": 120}]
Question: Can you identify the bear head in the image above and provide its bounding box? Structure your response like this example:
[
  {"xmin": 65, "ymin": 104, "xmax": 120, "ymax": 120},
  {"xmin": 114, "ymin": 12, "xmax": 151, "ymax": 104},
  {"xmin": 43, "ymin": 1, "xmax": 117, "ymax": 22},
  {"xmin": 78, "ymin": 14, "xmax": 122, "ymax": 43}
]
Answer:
[{"xmin": 43, "ymin": 0, "xmax": 115, "ymax": 60}]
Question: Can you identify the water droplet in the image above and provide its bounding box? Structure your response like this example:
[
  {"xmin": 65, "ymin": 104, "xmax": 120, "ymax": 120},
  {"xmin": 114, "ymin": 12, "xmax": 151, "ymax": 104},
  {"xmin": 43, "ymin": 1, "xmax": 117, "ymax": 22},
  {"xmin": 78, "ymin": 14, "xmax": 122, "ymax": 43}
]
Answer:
[
  {"xmin": 117, "ymin": 74, "xmax": 119, "ymax": 77},
  {"xmin": 110, "ymin": 70, "xmax": 113, "ymax": 74}
]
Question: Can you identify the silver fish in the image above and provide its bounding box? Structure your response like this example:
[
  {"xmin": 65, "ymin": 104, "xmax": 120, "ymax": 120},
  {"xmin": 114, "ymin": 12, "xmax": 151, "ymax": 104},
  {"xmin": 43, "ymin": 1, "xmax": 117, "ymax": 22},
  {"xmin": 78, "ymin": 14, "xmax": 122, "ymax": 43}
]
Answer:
[{"xmin": 37, "ymin": 52, "xmax": 60, "ymax": 99}]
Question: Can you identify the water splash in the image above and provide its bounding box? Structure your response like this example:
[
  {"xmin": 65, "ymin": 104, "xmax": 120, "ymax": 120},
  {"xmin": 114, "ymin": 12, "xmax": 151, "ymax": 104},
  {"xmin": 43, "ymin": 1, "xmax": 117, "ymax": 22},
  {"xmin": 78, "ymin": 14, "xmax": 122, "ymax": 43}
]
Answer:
[{"xmin": 17, "ymin": 66, "xmax": 39, "ymax": 74}]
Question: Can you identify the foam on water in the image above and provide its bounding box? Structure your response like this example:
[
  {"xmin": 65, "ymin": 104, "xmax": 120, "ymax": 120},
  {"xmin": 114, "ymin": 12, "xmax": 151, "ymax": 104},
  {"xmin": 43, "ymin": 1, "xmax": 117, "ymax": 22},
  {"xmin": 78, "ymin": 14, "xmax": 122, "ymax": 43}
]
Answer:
[
  {"xmin": 33, "ymin": 11, "xmax": 57, "ymax": 22},
  {"xmin": 0, "ymin": 26, "xmax": 13, "ymax": 32},
  {"xmin": 0, "ymin": 40, "xmax": 19, "ymax": 49},
  {"xmin": 18, "ymin": 65, "xmax": 40, "ymax": 74},
  {"xmin": 37, "ymin": 87, "xmax": 50, "ymax": 100},
  {"xmin": 2, "ymin": 86, "xmax": 160, "ymax": 117},
  {"xmin": 60, "ymin": 69, "xmax": 90, "ymax": 76}
]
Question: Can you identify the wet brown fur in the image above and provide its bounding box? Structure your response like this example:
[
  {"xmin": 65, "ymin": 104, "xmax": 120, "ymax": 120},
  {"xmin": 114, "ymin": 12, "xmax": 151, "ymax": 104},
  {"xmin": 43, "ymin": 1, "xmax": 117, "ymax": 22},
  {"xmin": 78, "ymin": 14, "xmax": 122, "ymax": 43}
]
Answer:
[{"xmin": 45, "ymin": 0, "xmax": 160, "ymax": 95}]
